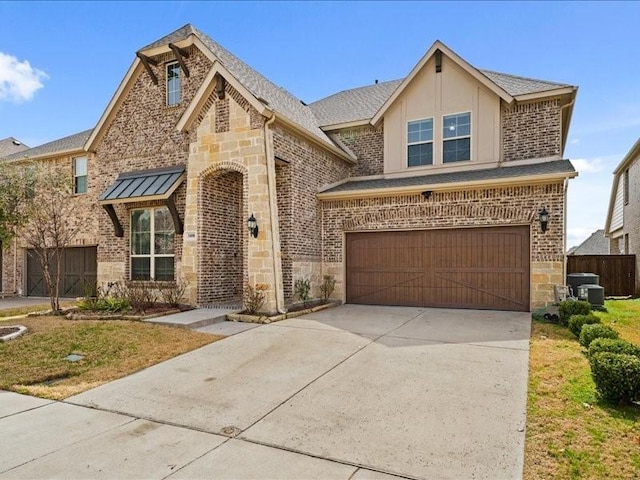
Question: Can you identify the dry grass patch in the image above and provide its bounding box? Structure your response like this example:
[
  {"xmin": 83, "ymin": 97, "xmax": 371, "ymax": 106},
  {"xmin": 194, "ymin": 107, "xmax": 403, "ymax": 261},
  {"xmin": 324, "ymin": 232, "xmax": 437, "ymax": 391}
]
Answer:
[
  {"xmin": 0, "ymin": 301, "xmax": 75, "ymax": 319},
  {"xmin": 525, "ymin": 316, "xmax": 640, "ymax": 479},
  {"xmin": 0, "ymin": 316, "xmax": 220, "ymax": 400}
]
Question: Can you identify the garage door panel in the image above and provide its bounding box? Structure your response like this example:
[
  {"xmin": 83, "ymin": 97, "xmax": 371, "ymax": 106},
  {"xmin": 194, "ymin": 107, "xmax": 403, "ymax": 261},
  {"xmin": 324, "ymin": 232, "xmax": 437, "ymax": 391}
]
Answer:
[
  {"xmin": 346, "ymin": 227, "xmax": 530, "ymax": 312},
  {"xmin": 27, "ymin": 247, "xmax": 97, "ymax": 298}
]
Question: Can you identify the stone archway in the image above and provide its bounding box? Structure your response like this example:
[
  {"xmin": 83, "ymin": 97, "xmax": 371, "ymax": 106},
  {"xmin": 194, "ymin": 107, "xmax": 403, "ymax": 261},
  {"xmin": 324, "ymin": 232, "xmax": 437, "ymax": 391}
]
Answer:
[{"xmin": 198, "ymin": 168, "xmax": 246, "ymax": 306}]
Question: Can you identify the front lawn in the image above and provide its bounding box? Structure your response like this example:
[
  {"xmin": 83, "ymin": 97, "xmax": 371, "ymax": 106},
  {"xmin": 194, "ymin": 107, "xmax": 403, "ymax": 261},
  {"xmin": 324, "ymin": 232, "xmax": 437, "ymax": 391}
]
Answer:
[
  {"xmin": 0, "ymin": 316, "xmax": 220, "ymax": 400},
  {"xmin": 524, "ymin": 300, "xmax": 640, "ymax": 479}
]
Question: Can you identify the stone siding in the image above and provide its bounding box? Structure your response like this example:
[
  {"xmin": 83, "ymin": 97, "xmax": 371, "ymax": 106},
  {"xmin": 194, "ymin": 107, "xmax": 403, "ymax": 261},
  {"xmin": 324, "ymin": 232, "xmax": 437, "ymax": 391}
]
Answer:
[
  {"xmin": 502, "ymin": 99, "xmax": 561, "ymax": 162},
  {"xmin": 331, "ymin": 124, "xmax": 384, "ymax": 176},
  {"xmin": 273, "ymin": 126, "xmax": 353, "ymax": 302},
  {"xmin": 321, "ymin": 182, "xmax": 566, "ymax": 308}
]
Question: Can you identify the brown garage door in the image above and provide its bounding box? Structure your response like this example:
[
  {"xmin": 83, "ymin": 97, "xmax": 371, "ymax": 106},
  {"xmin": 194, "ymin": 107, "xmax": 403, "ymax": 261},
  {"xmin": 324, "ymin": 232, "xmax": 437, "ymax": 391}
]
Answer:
[
  {"xmin": 26, "ymin": 247, "xmax": 97, "ymax": 297},
  {"xmin": 346, "ymin": 226, "xmax": 530, "ymax": 311}
]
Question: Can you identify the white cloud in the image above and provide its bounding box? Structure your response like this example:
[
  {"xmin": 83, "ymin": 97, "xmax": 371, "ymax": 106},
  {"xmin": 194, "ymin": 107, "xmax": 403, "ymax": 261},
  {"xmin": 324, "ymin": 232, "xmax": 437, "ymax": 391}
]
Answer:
[
  {"xmin": 0, "ymin": 52, "xmax": 48, "ymax": 103},
  {"xmin": 571, "ymin": 157, "xmax": 605, "ymax": 174},
  {"xmin": 570, "ymin": 138, "xmax": 580, "ymax": 145}
]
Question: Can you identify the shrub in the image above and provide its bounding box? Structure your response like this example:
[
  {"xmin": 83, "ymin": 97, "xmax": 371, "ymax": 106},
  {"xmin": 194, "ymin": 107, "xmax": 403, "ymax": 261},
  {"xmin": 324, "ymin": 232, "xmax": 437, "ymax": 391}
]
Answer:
[
  {"xmin": 244, "ymin": 284, "xmax": 268, "ymax": 315},
  {"xmin": 568, "ymin": 314, "xmax": 601, "ymax": 337},
  {"xmin": 125, "ymin": 281, "xmax": 157, "ymax": 314},
  {"xmin": 558, "ymin": 300, "xmax": 591, "ymax": 326},
  {"xmin": 77, "ymin": 281, "xmax": 131, "ymax": 313},
  {"xmin": 319, "ymin": 275, "xmax": 336, "ymax": 304},
  {"xmin": 588, "ymin": 338, "xmax": 640, "ymax": 358},
  {"xmin": 589, "ymin": 352, "xmax": 640, "ymax": 404},
  {"xmin": 294, "ymin": 278, "xmax": 312, "ymax": 308},
  {"xmin": 157, "ymin": 278, "xmax": 188, "ymax": 307},
  {"xmin": 579, "ymin": 324, "xmax": 619, "ymax": 348}
]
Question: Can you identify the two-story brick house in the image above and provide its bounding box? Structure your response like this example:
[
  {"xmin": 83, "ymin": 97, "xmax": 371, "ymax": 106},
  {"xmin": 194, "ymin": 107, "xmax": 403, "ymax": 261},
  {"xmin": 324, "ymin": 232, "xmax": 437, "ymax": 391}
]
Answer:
[{"xmin": 2, "ymin": 24, "xmax": 577, "ymax": 312}]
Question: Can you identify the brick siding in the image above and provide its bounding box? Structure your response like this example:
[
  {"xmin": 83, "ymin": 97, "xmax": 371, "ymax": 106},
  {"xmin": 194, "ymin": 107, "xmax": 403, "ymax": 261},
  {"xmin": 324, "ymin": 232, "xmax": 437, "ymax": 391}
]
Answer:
[
  {"xmin": 330, "ymin": 124, "xmax": 384, "ymax": 176},
  {"xmin": 502, "ymin": 99, "xmax": 561, "ymax": 162}
]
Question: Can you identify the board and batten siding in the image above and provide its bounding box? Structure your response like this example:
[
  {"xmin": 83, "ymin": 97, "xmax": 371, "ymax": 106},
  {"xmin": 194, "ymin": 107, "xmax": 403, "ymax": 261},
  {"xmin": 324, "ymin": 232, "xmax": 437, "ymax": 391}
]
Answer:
[{"xmin": 610, "ymin": 175, "xmax": 624, "ymax": 232}]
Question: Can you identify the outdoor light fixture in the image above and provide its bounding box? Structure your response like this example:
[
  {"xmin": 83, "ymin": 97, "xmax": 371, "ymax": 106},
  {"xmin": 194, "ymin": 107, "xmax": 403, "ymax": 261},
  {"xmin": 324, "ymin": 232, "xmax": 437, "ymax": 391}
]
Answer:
[
  {"xmin": 421, "ymin": 190, "xmax": 433, "ymax": 199},
  {"xmin": 247, "ymin": 213, "xmax": 259, "ymax": 238},
  {"xmin": 539, "ymin": 207, "xmax": 549, "ymax": 233}
]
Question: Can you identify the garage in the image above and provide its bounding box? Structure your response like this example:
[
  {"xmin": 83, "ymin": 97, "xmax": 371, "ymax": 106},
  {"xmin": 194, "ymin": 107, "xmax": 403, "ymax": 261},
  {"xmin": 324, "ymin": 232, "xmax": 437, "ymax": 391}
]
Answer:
[
  {"xmin": 26, "ymin": 247, "xmax": 97, "ymax": 297},
  {"xmin": 346, "ymin": 226, "xmax": 530, "ymax": 311}
]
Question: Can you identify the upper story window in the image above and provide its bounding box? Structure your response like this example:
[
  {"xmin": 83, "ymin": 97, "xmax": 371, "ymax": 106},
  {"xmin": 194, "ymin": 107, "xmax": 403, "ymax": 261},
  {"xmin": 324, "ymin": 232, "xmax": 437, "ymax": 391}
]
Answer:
[
  {"xmin": 443, "ymin": 112, "xmax": 471, "ymax": 163},
  {"xmin": 166, "ymin": 62, "xmax": 181, "ymax": 106},
  {"xmin": 624, "ymin": 169, "xmax": 629, "ymax": 205},
  {"xmin": 131, "ymin": 207, "xmax": 175, "ymax": 281},
  {"xmin": 407, "ymin": 118, "xmax": 433, "ymax": 167},
  {"xmin": 73, "ymin": 156, "xmax": 87, "ymax": 194}
]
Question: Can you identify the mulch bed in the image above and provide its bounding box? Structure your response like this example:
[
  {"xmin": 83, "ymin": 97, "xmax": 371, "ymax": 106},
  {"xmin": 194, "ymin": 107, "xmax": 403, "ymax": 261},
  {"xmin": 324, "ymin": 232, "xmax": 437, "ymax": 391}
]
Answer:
[{"xmin": 0, "ymin": 327, "xmax": 20, "ymax": 337}]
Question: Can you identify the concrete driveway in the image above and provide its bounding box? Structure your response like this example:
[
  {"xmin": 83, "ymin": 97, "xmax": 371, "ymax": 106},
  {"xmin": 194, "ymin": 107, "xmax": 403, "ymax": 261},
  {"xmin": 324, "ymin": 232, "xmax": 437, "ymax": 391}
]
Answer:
[{"xmin": 0, "ymin": 305, "xmax": 531, "ymax": 479}]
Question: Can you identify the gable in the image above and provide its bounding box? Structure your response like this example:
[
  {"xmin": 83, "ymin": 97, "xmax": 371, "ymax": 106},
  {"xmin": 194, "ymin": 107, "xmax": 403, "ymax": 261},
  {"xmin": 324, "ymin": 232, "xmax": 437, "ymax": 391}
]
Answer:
[{"xmin": 383, "ymin": 53, "xmax": 502, "ymax": 174}]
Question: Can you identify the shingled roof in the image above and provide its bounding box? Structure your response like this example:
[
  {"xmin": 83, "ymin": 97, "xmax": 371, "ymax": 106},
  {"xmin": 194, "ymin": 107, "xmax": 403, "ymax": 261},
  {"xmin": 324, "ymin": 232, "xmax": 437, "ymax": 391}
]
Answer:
[
  {"xmin": 310, "ymin": 69, "xmax": 572, "ymax": 128},
  {"xmin": 140, "ymin": 24, "xmax": 335, "ymax": 149},
  {"xmin": 0, "ymin": 137, "xmax": 28, "ymax": 159},
  {"xmin": 2, "ymin": 129, "xmax": 92, "ymax": 161},
  {"xmin": 320, "ymin": 159, "xmax": 576, "ymax": 195}
]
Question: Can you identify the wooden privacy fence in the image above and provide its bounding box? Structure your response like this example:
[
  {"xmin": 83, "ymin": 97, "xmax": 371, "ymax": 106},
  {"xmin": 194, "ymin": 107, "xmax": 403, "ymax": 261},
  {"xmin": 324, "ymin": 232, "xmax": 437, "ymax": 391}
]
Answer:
[{"xmin": 566, "ymin": 254, "xmax": 635, "ymax": 296}]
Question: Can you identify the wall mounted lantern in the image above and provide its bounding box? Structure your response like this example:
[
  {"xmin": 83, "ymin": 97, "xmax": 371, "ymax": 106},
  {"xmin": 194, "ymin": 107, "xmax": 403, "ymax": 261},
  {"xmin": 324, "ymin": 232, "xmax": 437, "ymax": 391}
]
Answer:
[
  {"xmin": 247, "ymin": 213, "xmax": 259, "ymax": 238},
  {"xmin": 539, "ymin": 207, "xmax": 549, "ymax": 233}
]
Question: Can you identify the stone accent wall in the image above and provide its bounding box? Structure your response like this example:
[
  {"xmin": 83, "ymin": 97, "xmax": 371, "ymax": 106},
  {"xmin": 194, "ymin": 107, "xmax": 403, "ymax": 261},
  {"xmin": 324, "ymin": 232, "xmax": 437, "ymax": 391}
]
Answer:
[
  {"xmin": 95, "ymin": 45, "xmax": 212, "ymax": 286},
  {"xmin": 2, "ymin": 154, "xmax": 100, "ymax": 294},
  {"xmin": 273, "ymin": 126, "xmax": 353, "ymax": 302},
  {"xmin": 322, "ymin": 182, "xmax": 566, "ymax": 308},
  {"xmin": 502, "ymin": 99, "xmax": 561, "ymax": 162},
  {"xmin": 331, "ymin": 124, "xmax": 384, "ymax": 176}
]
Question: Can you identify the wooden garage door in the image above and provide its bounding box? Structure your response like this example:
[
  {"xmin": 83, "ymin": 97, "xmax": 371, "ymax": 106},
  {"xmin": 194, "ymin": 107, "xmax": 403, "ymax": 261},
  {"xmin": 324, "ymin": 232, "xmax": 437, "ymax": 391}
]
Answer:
[
  {"xmin": 346, "ymin": 226, "xmax": 530, "ymax": 311},
  {"xmin": 26, "ymin": 247, "xmax": 97, "ymax": 297}
]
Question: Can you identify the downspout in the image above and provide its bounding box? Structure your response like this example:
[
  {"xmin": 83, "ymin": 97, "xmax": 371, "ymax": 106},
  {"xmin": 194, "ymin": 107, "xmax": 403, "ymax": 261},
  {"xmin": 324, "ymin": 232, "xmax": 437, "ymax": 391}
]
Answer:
[
  {"xmin": 563, "ymin": 177, "xmax": 569, "ymax": 284},
  {"xmin": 263, "ymin": 113, "xmax": 286, "ymax": 313},
  {"xmin": 13, "ymin": 236, "xmax": 17, "ymax": 294}
]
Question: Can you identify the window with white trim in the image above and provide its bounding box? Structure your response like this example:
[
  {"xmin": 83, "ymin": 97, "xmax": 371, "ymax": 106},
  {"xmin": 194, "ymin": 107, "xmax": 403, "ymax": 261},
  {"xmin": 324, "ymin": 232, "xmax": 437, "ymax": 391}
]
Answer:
[
  {"xmin": 131, "ymin": 207, "xmax": 174, "ymax": 281},
  {"xmin": 407, "ymin": 118, "xmax": 433, "ymax": 167},
  {"xmin": 443, "ymin": 112, "xmax": 471, "ymax": 163},
  {"xmin": 166, "ymin": 62, "xmax": 181, "ymax": 106},
  {"xmin": 73, "ymin": 156, "xmax": 87, "ymax": 194}
]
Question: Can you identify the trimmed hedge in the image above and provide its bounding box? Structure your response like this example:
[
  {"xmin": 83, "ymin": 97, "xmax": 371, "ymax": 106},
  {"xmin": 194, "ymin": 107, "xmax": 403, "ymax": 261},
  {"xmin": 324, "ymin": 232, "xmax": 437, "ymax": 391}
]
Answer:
[
  {"xmin": 558, "ymin": 300, "xmax": 591, "ymax": 326},
  {"xmin": 588, "ymin": 338, "xmax": 640, "ymax": 358},
  {"xmin": 589, "ymin": 352, "xmax": 640, "ymax": 403},
  {"xmin": 568, "ymin": 314, "xmax": 601, "ymax": 337},
  {"xmin": 579, "ymin": 324, "xmax": 619, "ymax": 347}
]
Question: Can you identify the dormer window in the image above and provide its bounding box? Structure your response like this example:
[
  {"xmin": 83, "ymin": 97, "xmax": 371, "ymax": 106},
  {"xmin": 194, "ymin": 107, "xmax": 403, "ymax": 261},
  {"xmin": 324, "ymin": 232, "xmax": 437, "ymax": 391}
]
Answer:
[
  {"xmin": 443, "ymin": 112, "xmax": 471, "ymax": 163},
  {"xmin": 407, "ymin": 118, "xmax": 433, "ymax": 167},
  {"xmin": 166, "ymin": 62, "xmax": 181, "ymax": 106}
]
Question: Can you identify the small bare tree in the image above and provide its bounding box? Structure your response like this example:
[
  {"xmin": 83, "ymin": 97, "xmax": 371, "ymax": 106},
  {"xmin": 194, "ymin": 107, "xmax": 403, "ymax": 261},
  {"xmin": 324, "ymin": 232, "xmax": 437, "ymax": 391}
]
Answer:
[{"xmin": 22, "ymin": 166, "xmax": 79, "ymax": 312}]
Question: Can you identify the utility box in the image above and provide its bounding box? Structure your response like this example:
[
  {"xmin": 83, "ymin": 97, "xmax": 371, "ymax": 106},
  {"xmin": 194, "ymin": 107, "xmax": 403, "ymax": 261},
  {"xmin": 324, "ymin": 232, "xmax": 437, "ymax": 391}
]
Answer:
[{"xmin": 577, "ymin": 284, "xmax": 605, "ymax": 308}]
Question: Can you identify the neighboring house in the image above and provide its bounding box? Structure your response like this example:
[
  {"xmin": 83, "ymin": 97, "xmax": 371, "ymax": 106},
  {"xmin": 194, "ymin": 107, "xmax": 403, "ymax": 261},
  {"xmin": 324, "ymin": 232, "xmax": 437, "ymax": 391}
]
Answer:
[
  {"xmin": 0, "ymin": 137, "xmax": 28, "ymax": 158},
  {"xmin": 0, "ymin": 24, "xmax": 578, "ymax": 312},
  {"xmin": 605, "ymin": 138, "xmax": 640, "ymax": 280},
  {"xmin": 567, "ymin": 229, "xmax": 609, "ymax": 255}
]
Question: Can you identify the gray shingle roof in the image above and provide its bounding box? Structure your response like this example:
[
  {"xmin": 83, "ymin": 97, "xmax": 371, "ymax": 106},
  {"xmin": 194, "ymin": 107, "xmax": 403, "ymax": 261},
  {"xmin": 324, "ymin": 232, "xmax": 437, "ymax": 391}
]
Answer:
[
  {"xmin": 309, "ymin": 80, "xmax": 403, "ymax": 127},
  {"xmin": 2, "ymin": 129, "xmax": 92, "ymax": 161},
  {"xmin": 141, "ymin": 24, "xmax": 335, "ymax": 149},
  {"xmin": 309, "ymin": 70, "xmax": 572, "ymax": 128},
  {"xmin": 99, "ymin": 165, "xmax": 185, "ymax": 202},
  {"xmin": 480, "ymin": 70, "xmax": 571, "ymax": 97},
  {"xmin": 321, "ymin": 160, "xmax": 576, "ymax": 194},
  {"xmin": 568, "ymin": 230, "xmax": 610, "ymax": 255},
  {"xmin": 0, "ymin": 137, "xmax": 28, "ymax": 159}
]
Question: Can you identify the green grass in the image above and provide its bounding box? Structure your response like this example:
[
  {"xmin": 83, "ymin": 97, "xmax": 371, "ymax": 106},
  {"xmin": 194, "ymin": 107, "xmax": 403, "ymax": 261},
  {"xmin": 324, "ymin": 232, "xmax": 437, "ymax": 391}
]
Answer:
[{"xmin": 524, "ymin": 299, "xmax": 640, "ymax": 480}]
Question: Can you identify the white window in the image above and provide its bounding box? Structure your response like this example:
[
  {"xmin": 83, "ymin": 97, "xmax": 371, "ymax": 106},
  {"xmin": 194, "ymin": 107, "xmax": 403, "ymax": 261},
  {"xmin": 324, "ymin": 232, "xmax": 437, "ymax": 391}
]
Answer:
[
  {"xmin": 73, "ymin": 156, "xmax": 87, "ymax": 194},
  {"xmin": 166, "ymin": 63, "xmax": 181, "ymax": 106},
  {"xmin": 443, "ymin": 112, "xmax": 471, "ymax": 163},
  {"xmin": 131, "ymin": 207, "xmax": 174, "ymax": 281},
  {"xmin": 407, "ymin": 118, "xmax": 433, "ymax": 167}
]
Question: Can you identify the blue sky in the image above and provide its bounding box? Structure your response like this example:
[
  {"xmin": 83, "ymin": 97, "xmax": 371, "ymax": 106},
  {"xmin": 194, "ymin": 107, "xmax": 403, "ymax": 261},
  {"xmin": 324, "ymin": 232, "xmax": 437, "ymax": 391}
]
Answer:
[{"xmin": 1, "ymin": 1, "xmax": 638, "ymax": 248}]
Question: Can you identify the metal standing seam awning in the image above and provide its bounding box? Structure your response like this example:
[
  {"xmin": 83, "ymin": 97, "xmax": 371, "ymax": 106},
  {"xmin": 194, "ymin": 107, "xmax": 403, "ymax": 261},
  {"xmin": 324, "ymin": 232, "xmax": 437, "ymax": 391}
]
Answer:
[{"xmin": 99, "ymin": 165, "xmax": 186, "ymax": 237}]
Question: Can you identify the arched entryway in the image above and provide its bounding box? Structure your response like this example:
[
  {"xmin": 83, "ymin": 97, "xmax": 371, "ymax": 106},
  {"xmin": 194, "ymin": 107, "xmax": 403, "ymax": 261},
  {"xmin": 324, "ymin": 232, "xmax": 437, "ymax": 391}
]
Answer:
[{"xmin": 198, "ymin": 168, "xmax": 246, "ymax": 306}]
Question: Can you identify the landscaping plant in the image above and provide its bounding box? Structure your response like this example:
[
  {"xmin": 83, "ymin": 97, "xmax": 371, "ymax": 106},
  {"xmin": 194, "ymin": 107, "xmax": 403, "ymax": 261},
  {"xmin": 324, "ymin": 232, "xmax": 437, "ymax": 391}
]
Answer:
[
  {"xmin": 320, "ymin": 275, "xmax": 336, "ymax": 304},
  {"xmin": 579, "ymin": 323, "xmax": 619, "ymax": 348},
  {"xmin": 558, "ymin": 300, "xmax": 591, "ymax": 326},
  {"xmin": 244, "ymin": 284, "xmax": 267, "ymax": 315},
  {"xmin": 294, "ymin": 277, "xmax": 311, "ymax": 308},
  {"xmin": 568, "ymin": 314, "xmax": 601, "ymax": 337},
  {"xmin": 589, "ymin": 352, "xmax": 640, "ymax": 404},
  {"xmin": 157, "ymin": 278, "xmax": 188, "ymax": 307}
]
